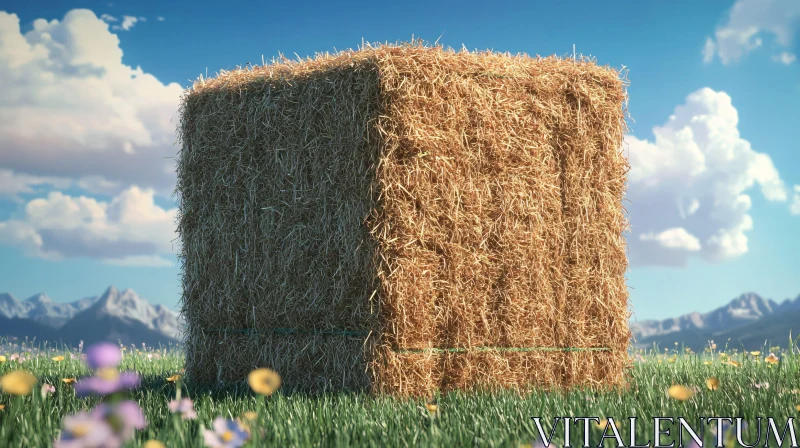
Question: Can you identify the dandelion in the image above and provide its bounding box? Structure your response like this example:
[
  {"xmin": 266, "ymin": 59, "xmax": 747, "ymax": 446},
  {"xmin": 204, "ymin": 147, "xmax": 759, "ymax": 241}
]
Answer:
[
  {"xmin": 247, "ymin": 368, "xmax": 281, "ymax": 396},
  {"xmin": 724, "ymin": 360, "xmax": 740, "ymax": 367},
  {"xmin": 425, "ymin": 403, "xmax": 438, "ymax": 414},
  {"xmin": 765, "ymin": 353, "xmax": 779, "ymax": 365},
  {"xmin": 703, "ymin": 361, "xmax": 713, "ymax": 365},
  {"xmin": 52, "ymin": 356, "xmax": 65, "ymax": 362},
  {"xmin": 144, "ymin": 441, "xmax": 166, "ymax": 448},
  {"xmin": 706, "ymin": 377, "xmax": 720, "ymax": 390},
  {"xmin": 0, "ymin": 404, "xmax": 5, "ymax": 411},
  {"xmin": 1, "ymin": 370, "xmax": 37, "ymax": 396},
  {"xmin": 241, "ymin": 411, "xmax": 258, "ymax": 422},
  {"xmin": 595, "ymin": 418, "xmax": 621, "ymax": 429},
  {"xmin": 203, "ymin": 417, "xmax": 250, "ymax": 448},
  {"xmin": 668, "ymin": 385, "xmax": 694, "ymax": 401},
  {"xmin": 168, "ymin": 398, "xmax": 197, "ymax": 420},
  {"xmin": 795, "ymin": 405, "xmax": 800, "ymax": 412},
  {"xmin": 54, "ymin": 412, "xmax": 118, "ymax": 448},
  {"xmin": 0, "ymin": 355, "xmax": 5, "ymax": 362},
  {"xmin": 166, "ymin": 374, "xmax": 181, "ymax": 383},
  {"xmin": 62, "ymin": 377, "xmax": 77, "ymax": 385},
  {"xmin": 750, "ymin": 351, "xmax": 761, "ymax": 356}
]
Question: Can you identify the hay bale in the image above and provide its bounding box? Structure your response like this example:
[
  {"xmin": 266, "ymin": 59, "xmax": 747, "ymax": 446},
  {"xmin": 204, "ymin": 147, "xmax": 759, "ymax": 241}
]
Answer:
[{"xmin": 176, "ymin": 40, "xmax": 632, "ymax": 397}]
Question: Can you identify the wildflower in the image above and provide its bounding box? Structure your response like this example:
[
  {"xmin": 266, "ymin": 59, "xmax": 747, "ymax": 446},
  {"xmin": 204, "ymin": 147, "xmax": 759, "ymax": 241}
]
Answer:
[
  {"xmin": 85, "ymin": 342, "xmax": 122, "ymax": 370},
  {"xmin": 425, "ymin": 403, "xmax": 438, "ymax": 414},
  {"xmin": 750, "ymin": 351, "xmax": 761, "ymax": 356},
  {"xmin": 765, "ymin": 353, "xmax": 779, "ymax": 365},
  {"xmin": 91, "ymin": 400, "xmax": 146, "ymax": 441},
  {"xmin": 595, "ymin": 418, "xmax": 621, "ymax": 429},
  {"xmin": 703, "ymin": 361, "xmax": 713, "ymax": 365},
  {"xmin": 241, "ymin": 411, "xmax": 258, "ymax": 422},
  {"xmin": 668, "ymin": 385, "xmax": 694, "ymax": 401},
  {"xmin": 74, "ymin": 369, "xmax": 140, "ymax": 397},
  {"xmin": 724, "ymin": 360, "xmax": 740, "ymax": 367},
  {"xmin": 144, "ymin": 441, "xmax": 166, "ymax": 448},
  {"xmin": 247, "ymin": 368, "xmax": 281, "ymax": 396},
  {"xmin": 52, "ymin": 356, "xmax": 65, "ymax": 362},
  {"xmin": 41, "ymin": 383, "xmax": 56, "ymax": 398},
  {"xmin": 0, "ymin": 355, "xmax": 5, "ymax": 362},
  {"xmin": 9, "ymin": 353, "xmax": 18, "ymax": 361},
  {"xmin": 166, "ymin": 374, "xmax": 181, "ymax": 383},
  {"xmin": 706, "ymin": 377, "xmax": 720, "ymax": 391},
  {"xmin": 1, "ymin": 370, "xmax": 37, "ymax": 396},
  {"xmin": 0, "ymin": 404, "xmax": 4, "ymax": 411},
  {"xmin": 168, "ymin": 398, "xmax": 197, "ymax": 420},
  {"xmin": 753, "ymin": 382, "xmax": 770, "ymax": 389},
  {"xmin": 62, "ymin": 377, "xmax": 77, "ymax": 385},
  {"xmin": 54, "ymin": 412, "xmax": 118, "ymax": 448},
  {"xmin": 203, "ymin": 417, "xmax": 250, "ymax": 448},
  {"xmin": 795, "ymin": 405, "xmax": 800, "ymax": 412}
]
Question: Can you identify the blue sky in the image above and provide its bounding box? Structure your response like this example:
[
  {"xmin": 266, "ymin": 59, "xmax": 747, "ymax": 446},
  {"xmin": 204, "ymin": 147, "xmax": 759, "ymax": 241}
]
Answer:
[{"xmin": 0, "ymin": 0, "xmax": 798, "ymax": 321}]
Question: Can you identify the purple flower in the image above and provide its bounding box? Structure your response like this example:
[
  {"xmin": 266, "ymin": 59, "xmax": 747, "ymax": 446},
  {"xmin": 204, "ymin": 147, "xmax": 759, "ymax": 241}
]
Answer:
[
  {"xmin": 54, "ymin": 412, "xmax": 120, "ymax": 448},
  {"xmin": 85, "ymin": 343, "xmax": 121, "ymax": 370},
  {"xmin": 168, "ymin": 398, "xmax": 197, "ymax": 420},
  {"xmin": 75, "ymin": 371, "xmax": 140, "ymax": 397},
  {"xmin": 92, "ymin": 400, "xmax": 146, "ymax": 441},
  {"xmin": 203, "ymin": 418, "xmax": 250, "ymax": 448}
]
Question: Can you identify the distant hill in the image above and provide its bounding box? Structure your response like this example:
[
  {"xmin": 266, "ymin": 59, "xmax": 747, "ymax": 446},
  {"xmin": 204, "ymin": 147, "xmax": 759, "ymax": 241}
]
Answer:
[
  {"xmin": 631, "ymin": 292, "xmax": 800, "ymax": 352},
  {"xmin": 0, "ymin": 286, "xmax": 184, "ymax": 348}
]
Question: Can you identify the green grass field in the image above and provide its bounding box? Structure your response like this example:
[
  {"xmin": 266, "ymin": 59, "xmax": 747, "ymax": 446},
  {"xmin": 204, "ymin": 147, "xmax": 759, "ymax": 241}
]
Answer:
[{"xmin": 2, "ymin": 340, "xmax": 800, "ymax": 447}]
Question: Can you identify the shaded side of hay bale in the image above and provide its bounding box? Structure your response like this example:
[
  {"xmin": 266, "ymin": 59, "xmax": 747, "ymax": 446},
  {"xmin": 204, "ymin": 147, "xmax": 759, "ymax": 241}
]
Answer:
[{"xmin": 177, "ymin": 54, "xmax": 387, "ymax": 386}]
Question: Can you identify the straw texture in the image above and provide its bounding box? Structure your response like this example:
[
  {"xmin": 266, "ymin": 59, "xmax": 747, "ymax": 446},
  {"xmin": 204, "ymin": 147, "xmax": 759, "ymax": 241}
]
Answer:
[{"xmin": 176, "ymin": 40, "xmax": 632, "ymax": 397}]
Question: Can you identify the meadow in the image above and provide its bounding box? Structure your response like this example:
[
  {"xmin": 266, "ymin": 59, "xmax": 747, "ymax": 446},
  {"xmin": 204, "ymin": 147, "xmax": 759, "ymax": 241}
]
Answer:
[{"xmin": 2, "ymin": 338, "xmax": 800, "ymax": 447}]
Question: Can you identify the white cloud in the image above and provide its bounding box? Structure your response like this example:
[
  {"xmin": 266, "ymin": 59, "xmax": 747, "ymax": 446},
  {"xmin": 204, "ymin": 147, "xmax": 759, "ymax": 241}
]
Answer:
[
  {"xmin": 791, "ymin": 185, "xmax": 800, "ymax": 215},
  {"xmin": 156, "ymin": 16, "xmax": 165, "ymax": 22},
  {"xmin": 99, "ymin": 14, "xmax": 117, "ymax": 22},
  {"xmin": 772, "ymin": 51, "xmax": 797, "ymax": 65},
  {"xmin": 0, "ymin": 10, "xmax": 183, "ymax": 196},
  {"xmin": 0, "ymin": 186, "xmax": 178, "ymax": 266},
  {"xmin": 640, "ymin": 228, "xmax": 702, "ymax": 252},
  {"xmin": 626, "ymin": 87, "xmax": 788, "ymax": 267},
  {"xmin": 0, "ymin": 168, "xmax": 71, "ymax": 200},
  {"xmin": 112, "ymin": 15, "xmax": 139, "ymax": 31},
  {"xmin": 703, "ymin": 0, "xmax": 800, "ymax": 64}
]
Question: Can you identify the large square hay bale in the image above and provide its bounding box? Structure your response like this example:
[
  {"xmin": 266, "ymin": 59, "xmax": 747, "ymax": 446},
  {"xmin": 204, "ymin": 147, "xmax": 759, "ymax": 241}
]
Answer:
[{"xmin": 176, "ymin": 41, "xmax": 632, "ymax": 397}]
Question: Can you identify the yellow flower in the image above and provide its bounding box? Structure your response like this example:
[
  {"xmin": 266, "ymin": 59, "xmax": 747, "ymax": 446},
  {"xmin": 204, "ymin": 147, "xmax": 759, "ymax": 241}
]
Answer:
[
  {"xmin": 242, "ymin": 411, "xmax": 258, "ymax": 421},
  {"xmin": 0, "ymin": 355, "xmax": 6, "ymax": 363},
  {"xmin": 51, "ymin": 356, "xmax": 64, "ymax": 362},
  {"xmin": 62, "ymin": 377, "xmax": 76, "ymax": 385},
  {"xmin": 765, "ymin": 353, "xmax": 779, "ymax": 365},
  {"xmin": 750, "ymin": 351, "xmax": 761, "ymax": 356},
  {"xmin": 668, "ymin": 385, "xmax": 694, "ymax": 401},
  {"xmin": 425, "ymin": 403, "xmax": 438, "ymax": 414},
  {"xmin": 796, "ymin": 405, "xmax": 800, "ymax": 412},
  {"xmin": 1, "ymin": 370, "xmax": 37, "ymax": 396},
  {"xmin": 725, "ymin": 360, "xmax": 740, "ymax": 367},
  {"xmin": 706, "ymin": 377, "xmax": 720, "ymax": 390},
  {"xmin": 166, "ymin": 374, "xmax": 181, "ymax": 383},
  {"xmin": 143, "ymin": 441, "xmax": 166, "ymax": 448},
  {"xmin": 595, "ymin": 418, "xmax": 621, "ymax": 429},
  {"xmin": 0, "ymin": 404, "xmax": 4, "ymax": 411},
  {"xmin": 703, "ymin": 361, "xmax": 713, "ymax": 365},
  {"xmin": 247, "ymin": 368, "xmax": 281, "ymax": 396}
]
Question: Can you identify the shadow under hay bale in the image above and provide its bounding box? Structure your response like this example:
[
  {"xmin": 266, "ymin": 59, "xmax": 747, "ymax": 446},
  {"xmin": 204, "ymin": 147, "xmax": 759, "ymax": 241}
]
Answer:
[{"xmin": 176, "ymin": 40, "xmax": 632, "ymax": 397}]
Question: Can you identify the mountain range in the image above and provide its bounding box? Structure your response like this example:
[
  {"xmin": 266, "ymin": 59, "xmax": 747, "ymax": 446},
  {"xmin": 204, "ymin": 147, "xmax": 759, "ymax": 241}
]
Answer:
[
  {"xmin": 0, "ymin": 286, "xmax": 184, "ymax": 348},
  {"xmin": 630, "ymin": 292, "xmax": 800, "ymax": 352}
]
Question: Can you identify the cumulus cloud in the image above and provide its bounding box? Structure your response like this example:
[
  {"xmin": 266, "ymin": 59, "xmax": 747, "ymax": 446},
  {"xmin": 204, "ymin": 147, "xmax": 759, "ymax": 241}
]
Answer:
[
  {"xmin": 791, "ymin": 185, "xmax": 800, "ymax": 215},
  {"xmin": 0, "ymin": 186, "xmax": 178, "ymax": 266},
  {"xmin": 703, "ymin": 0, "xmax": 800, "ymax": 64},
  {"xmin": 0, "ymin": 9, "xmax": 183, "ymax": 197},
  {"xmin": 113, "ymin": 15, "xmax": 139, "ymax": 31},
  {"xmin": 626, "ymin": 87, "xmax": 788, "ymax": 267}
]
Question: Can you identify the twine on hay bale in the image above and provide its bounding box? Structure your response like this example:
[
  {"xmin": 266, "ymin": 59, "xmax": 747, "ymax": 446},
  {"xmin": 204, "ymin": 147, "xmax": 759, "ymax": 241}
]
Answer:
[{"xmin": 176, "ymin": 39, "xmax": 632, "ymax": 397}]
